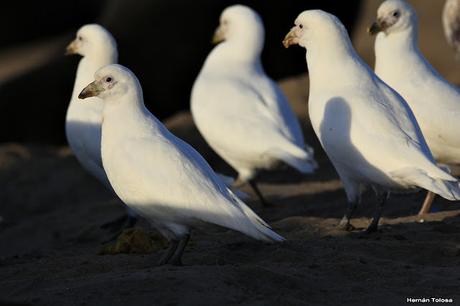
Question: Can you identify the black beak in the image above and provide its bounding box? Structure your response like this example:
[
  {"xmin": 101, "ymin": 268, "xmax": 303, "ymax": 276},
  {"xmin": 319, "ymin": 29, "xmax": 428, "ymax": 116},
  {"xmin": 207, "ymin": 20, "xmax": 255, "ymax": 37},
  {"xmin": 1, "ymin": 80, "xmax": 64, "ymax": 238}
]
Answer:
[
  {"xmin": 368, "ymin": 21, "xmax": 381, "ymax": 36},
  {"xmin": 78, "ymin": 81, "xmax": 104, "ymax": 99}
]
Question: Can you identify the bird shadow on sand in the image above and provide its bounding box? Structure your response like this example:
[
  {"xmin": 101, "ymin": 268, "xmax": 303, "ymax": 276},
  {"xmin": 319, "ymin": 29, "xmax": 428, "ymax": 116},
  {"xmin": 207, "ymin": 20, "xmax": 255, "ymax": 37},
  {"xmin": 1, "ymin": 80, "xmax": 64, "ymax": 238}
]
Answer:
[
  {"xmin": 252, "ymin": 97, "xmax": 460, "ymax": 228},
  {"xmin": 318, "ymin": 97, "xmax": 393, "ymax": 196}
]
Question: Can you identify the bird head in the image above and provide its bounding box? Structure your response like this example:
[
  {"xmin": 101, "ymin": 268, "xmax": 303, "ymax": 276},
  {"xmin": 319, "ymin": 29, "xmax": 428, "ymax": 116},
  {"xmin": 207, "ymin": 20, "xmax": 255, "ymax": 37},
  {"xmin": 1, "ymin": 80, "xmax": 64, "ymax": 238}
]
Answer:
[
  {"xmin": 66, "ymin": 24, "xmax": 117, "ymax": 57},
  {"xmin": 212, "ymin": 5, "xmax": 264, "ymax": 45},
  {"xmin": 283, "ymin": 10, "xmax": 349, "ymax": 50},
  {"xmin": 368, "ymin": 0, "xmax": 416, "ymax": 36},
  {"xmin": 78, "ymin": 64, "xmax": 136, "ymax": 101}
]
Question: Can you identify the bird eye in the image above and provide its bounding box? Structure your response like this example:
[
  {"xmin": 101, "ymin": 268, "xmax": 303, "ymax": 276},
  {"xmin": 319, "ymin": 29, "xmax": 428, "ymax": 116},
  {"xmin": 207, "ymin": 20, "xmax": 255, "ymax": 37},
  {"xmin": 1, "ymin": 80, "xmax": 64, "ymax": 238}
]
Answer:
[
  {"xmin": 77, "ymin": 35, "xmax": 83, "ymax": 41},
  {"xmin": 392, "ymin": 10, "xmax": 400, "ymax": 17},
  {"xmin": 105, "ymin": 77, "xmax": 112, "ymax": 83},
  {"xmin": 299, "ymin": 24, "xmax": 303, "ymax": 29}
]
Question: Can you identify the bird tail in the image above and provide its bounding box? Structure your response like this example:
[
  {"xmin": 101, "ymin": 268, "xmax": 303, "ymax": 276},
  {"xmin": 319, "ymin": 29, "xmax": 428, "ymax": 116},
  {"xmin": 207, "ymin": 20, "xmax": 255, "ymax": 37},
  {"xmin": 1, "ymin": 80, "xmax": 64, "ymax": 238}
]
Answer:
[
  {"xmin": 227, "ymin": 193, "xmax": 285, "ymax": 242},
  {"xmin": 269, "ymin": 143, "xmax": 318, "ymax": 174},
  {"xmin": 391, "ymin": 167, "xmax": 460, "ymax": 201}
]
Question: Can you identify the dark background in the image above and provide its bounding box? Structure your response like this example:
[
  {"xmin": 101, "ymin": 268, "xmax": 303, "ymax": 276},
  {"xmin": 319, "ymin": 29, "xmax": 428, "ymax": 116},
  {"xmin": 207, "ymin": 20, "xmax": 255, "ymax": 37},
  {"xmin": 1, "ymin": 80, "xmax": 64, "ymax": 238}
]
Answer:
[
  {"xmin": 2, "ymin": 3, "xmax": 460, "ymax": 306},
  {"xmin": 0, "ymin": 0, "xmax": 362, "ymax": 144}
]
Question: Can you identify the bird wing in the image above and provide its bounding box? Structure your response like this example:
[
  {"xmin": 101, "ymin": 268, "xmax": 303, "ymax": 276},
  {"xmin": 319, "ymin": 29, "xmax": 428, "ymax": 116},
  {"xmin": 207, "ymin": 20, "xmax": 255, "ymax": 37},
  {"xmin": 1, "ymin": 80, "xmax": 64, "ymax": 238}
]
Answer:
[
  {"xmin": 374, "ymin": 80, "xmax": 431, "ymax": 158},
  {"xmin": 341, "ymin": 79, "xmax": 454, "ymax": 182},
  {"xmin": 115, "ymin": 122, "xmax": 282, "ymax": 241},
  {"xmin": 254, "ymin": 75, "xmax": 307, "ymax": 148},
  {"xmin": 192, "ymin": 76, "xmax": 310, "ymax": 163}
]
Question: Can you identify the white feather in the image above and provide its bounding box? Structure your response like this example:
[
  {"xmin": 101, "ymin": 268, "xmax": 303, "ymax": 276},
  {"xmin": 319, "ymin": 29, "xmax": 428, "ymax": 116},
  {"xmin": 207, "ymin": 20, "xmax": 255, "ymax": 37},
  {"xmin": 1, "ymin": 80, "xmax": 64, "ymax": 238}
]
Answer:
[
  {"xmin": 293, "ymin": 10, "xmax": 460, "ymax": 203},
  {"xmin": 443, "ymin": 0, "xmax": 460, "ymax": 59},
  {"xmin": 374, "ymin": 0, "xmax": 460, "ymax": 165},
  {"xmin": 65, "ymin": 24, "xmax": 118, "ymax": 190},
  {"xmin": 95, "ymin": 64, "xmax": 284, "ymax": 242},
  {"xmin": 191, "ymin": 5, "xmax": 316, "ymax": 182}
]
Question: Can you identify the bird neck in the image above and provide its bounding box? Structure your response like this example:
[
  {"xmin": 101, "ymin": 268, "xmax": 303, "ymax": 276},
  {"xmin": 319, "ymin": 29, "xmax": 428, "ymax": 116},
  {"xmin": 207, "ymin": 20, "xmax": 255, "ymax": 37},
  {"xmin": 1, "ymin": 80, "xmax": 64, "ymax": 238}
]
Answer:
[
  {"xmin": 71, "ymin": 50, "xmax": 118, "ymax": 101},
  {"xmin": 373, "ymin": 27, "xmax": 437, "ymax": 81},
  {"xmin": 101, "ymin": 84, "xmax": 154, "ymax": 132},
  {"xmin": 101, "ymin": 92, "xmax": 167, "ymax": 147},
  {"xmin": 306, "ymin": 33, "xmax": 372, "ymax": 91},
  {"xmin": 375, "ymin": 27, "xmax": 419, "ymax": 62},
  {"xmin": 204, "ymin": 39, "xmax": 263, "ymax": 72},
  {"xmin": 82, "ymin": 48, "xmax": 119, "ymax": 71}
]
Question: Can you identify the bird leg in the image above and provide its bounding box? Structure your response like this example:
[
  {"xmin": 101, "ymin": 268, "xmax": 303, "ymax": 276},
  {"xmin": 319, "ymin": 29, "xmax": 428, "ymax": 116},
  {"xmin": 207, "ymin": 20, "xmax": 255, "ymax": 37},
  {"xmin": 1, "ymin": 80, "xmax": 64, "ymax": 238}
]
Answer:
[
  {"xmin": 418, "ymin": 191, "xmax": 435, "ymax": 216},
  {"xmin": 364, "ymin": 193, "xmax": 387, "ymax": 234},
  {"xmin": 158, "ymin": 239, "xmax": 179, "ymax": 266},
  {"xmin": 338, "ymin": 201, "xmax": 357, "ymax": 231},
  {"xmin": 248, "ymin": 179, "xmax": 272, "ymax": 207},
  {"xmin": 168, "ymin": 234, "xmax": 191, "ymax": 266}
]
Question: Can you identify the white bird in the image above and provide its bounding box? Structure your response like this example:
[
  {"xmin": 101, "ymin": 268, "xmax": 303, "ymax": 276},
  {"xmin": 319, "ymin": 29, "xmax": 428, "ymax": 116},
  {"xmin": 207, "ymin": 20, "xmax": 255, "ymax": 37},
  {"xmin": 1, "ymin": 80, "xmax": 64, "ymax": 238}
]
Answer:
[
  {"xmin": 283, "ymin": 10, "xmax": 460, "ymax": 232},
  {"xmin": 191, "ymin": 5, "xmax": 317, "ymax": 206},
  {"xmin": 369, "ymin": 0, "xmax": 460, "ymax": 216},
  {"xmin": 443, "ymin": 0, "xmax": 460, "ymax": 60},
  {"xmin": 78, "ymin": 64, "xmax": 284, "ymax": 265},
  {"xmin": 65, "ymin": 24, "xmax": 137, "ymax": 231}
]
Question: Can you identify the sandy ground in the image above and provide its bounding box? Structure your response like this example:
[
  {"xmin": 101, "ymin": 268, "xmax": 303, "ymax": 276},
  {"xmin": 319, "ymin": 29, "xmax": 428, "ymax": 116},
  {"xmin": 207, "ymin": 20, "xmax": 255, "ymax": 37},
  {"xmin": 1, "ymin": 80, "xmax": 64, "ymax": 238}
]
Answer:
[
  {"xmin": 0, "ymin": 126, "xmax": 459, "ymax": 306},
  {"xmin": 1, "ymin": 1, "xmax": 460, "ymax": 305}
]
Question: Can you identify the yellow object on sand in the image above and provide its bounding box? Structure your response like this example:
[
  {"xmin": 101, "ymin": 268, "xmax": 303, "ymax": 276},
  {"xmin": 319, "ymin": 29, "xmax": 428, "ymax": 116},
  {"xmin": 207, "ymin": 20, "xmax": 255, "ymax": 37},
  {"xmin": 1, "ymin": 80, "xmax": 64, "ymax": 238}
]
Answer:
[{"xmin": 99, "ymin": 228, "xmax": 168, "ymax": 255}]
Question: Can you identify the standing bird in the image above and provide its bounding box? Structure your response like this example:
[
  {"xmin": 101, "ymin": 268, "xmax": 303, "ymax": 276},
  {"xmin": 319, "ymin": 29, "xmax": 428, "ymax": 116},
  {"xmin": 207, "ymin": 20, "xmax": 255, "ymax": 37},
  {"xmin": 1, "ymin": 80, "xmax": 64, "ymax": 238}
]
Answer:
[
  {"xmin": 78, "ymin": 64, "xmax": 284, "ymax": 265},
  {"xmin": 443, "ymin": 0, "xmax": 460, "ymax": 60},
  {"xmin": 283, "ymin": 10, "xmax": 460, "ymax": 232},
  {"xmin": 66, "ymin": 24, "xmax": 137, "ymax": 231},
  {"xmin": 369, "ymin": 0, "xmax": 460, "ymax": 216},
  {"xmin": 191, "ymin": 5, "xmax": 317, "ymax": 207}
]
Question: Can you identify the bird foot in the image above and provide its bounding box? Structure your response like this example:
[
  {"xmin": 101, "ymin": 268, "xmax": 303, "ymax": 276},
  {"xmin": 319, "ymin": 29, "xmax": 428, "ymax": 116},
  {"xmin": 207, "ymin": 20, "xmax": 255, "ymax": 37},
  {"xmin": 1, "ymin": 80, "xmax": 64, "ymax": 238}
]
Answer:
[
  {"xmin": 362, "ymin": 224, "xmax": 379, "ymax": 235},
  {"xmin": 338, "ymin": 221, "xmax": 356, "ymax": 232},
  {"xmin": 338, "ymin": 217, "xmax": 356, "ymax": 231}
]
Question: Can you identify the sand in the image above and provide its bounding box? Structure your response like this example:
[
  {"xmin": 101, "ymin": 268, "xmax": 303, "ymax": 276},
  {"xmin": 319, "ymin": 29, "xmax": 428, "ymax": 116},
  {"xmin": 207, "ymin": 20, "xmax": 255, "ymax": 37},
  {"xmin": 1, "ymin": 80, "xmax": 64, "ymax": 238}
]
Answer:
[
  {"xmin": 0, "ymin": 115, "xmax": 459, "ymax": 306},
  {"xmin": 1, "ymin": 0, "xmax": 460, "ymax": 305}
]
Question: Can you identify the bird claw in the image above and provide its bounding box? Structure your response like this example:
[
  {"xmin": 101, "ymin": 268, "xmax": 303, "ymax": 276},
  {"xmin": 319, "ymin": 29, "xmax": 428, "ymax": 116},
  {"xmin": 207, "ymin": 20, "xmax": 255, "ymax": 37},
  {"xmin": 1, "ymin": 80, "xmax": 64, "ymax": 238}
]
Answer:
[
  {"xmin": 362, "ymin": 224, "xmax": 379, "ymax": 235},
  {"xmin": 338, "ymin": 222, "xmax": 356, "ymax": 232},
  {"xmin": 338, "ymin": 217, "xmax": 356, "ymax": 231}
]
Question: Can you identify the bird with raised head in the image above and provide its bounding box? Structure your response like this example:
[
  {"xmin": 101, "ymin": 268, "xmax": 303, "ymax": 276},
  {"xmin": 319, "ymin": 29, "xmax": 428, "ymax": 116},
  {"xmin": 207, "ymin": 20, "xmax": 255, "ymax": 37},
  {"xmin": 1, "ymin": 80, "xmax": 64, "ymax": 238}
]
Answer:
[
  {"xmin": 284, "ymin": 9, "xmax": 460, "ymax": 232},
  {"xmin": 191, "ymin": 5, "xmax": 317, "ymax": 207},
  {"xmin": 66, "ymin": 24, "xmax": 138, "ymax": 233},
  {"xmin": 369, "ymin": 0, "xmax": 460, "ymax": 217},
  {"xmin": 79, "ymin": 64, "xmax": 285, "ymax": 265}
]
